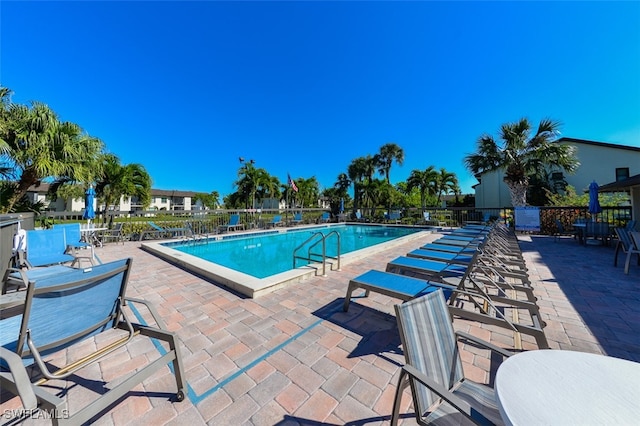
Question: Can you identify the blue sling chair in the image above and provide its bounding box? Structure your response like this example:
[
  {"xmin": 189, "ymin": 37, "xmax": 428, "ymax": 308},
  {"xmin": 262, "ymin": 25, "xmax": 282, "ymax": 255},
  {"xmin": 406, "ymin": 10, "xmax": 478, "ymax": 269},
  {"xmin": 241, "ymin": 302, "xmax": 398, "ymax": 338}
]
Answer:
[{"xmin": 0, "ymin": 258, "xmax": 187, "ymax": 424}]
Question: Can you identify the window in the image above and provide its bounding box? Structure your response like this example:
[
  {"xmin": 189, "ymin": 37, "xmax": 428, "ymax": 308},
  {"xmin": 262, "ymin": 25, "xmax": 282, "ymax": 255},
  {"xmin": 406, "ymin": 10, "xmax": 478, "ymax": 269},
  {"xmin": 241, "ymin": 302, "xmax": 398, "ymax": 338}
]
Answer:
[
  {"xmin": 161, "ymin": 197, "xmax": 168, "ymax": 203},
  {"xmin": 616, "ymin": 168, "xmax": 629, "ymax": 182},
  {"xmin": 551, "ymin": 172, "xmax": 564, "ymax": 181}
]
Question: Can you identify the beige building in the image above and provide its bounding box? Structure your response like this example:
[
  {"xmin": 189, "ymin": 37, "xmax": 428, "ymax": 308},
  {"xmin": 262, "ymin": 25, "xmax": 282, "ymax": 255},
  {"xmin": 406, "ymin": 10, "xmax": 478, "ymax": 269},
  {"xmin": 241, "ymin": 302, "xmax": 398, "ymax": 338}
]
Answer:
[
  {"xmin": 25, "ymin": 185, "xmax": 195, "ymax": 213},
  {"xmin": 473, "ymin": 138, "xmax": 640, "ymax": 210}
]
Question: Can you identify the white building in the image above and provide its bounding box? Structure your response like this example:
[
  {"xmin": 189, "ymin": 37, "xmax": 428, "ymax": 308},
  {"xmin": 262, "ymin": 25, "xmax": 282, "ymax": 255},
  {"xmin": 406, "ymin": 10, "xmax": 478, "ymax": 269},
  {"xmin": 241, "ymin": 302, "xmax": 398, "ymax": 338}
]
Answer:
[{"xmin": 472, "ymin": 138, "xmax": 640, "ymax": 208}]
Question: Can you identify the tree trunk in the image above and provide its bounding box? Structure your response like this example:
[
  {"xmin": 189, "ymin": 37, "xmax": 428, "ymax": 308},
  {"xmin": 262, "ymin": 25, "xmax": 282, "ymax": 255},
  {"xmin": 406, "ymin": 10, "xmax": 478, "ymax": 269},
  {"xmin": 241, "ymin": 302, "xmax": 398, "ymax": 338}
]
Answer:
[
  {"xmin": 505, "ymin": 180, "xmax": 528, "ymax": 207},
  {"xmin": 3, "ymin": 169, "xmax": 39, "ymax": 213}
]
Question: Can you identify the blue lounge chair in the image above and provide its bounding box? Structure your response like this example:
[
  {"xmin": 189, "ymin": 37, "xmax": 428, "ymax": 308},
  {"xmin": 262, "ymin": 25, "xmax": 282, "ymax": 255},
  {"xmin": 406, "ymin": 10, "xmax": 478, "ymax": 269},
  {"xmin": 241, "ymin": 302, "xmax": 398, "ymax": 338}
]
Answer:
[
  {"xmin": 0, "ymin": 258, "xmax": 187, "ymax": 422},
  {"xmin": 319, "ymin": 212, "xmax": 330, "ymax": 223},
  {"xmin": 140, "ymin": 221, "xmax": 191, "ymax": 240},
  {"xmin": 54, "ymin": 223, "xmax": 97, "ymax": 264},
  {"xmin": 407, "ymin": 248, "xmax": 475, "ymax": 265},
  {"xmin": 355, "ymin": 210, "xmax": 368, "ymax": 222},
  {"xmin": 386, "ymin": 255, "xmax": 469, "ymax": 281},
  {"xmin": 343, "ymin": 270, "xmax": 456, "ymax": 311},
  {"xmin": 54, "ymin": 223, "xmax": 92, "ymax": 253},
  {"xmin": 350, "ymin": 265, "xmax": 548, "ymax": 348},
  {"xmin": 23, "ymin": 228, "xmax": 77, "ymax": 269},
  {"xmin": 385, "ymin": 211, "xmax": 401, "ymax": 224},
  {"xmin": 420, "ymin": 242, "xmax": 477, "ymax": 254},
  {"xmin": 395, "ymin": 249, "xmax": 537, "ymax": 301},
  {"xmin": 291, "ymin": 213, "xmax": 303, "ymax": 225},
  {"xmin": 267, "ymin": 215, "xmax": 283, "ymax": 228},
  {"xmin": 218, "ymin": 214, "xmax": 244, "ymax": 233}
]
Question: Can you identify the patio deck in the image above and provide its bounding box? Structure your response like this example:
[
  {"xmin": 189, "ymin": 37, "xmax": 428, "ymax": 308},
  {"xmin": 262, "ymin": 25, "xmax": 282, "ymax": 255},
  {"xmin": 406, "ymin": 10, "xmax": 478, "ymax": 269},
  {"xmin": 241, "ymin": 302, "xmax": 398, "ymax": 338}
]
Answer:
[{"xmin": 2, "ymin": 231, "xmax": 639, "ymax": 425}]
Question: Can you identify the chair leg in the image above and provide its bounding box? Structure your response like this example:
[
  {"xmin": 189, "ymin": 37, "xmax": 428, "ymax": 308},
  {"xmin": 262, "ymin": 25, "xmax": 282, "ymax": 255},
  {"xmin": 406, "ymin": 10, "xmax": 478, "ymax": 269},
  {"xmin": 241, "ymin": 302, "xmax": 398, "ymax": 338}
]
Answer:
[
  {"xmin": 614, "ymin": 243, "xmax": 621, "ymax": 267},
  {"xmin": 625, "ymin": 251, "xmax": 633, "ymax": 275},
  {"xmin": 391, "ymin": 369, "xmax": 410, "ymax": 426},
  {"xmin": 343, "ymin": 284, "xmax": 355, "ymax": 312}
]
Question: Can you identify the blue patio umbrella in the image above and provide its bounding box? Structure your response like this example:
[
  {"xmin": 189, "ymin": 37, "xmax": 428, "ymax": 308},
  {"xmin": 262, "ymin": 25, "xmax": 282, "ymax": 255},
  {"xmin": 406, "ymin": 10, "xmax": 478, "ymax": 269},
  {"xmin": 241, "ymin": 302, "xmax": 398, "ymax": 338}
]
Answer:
[
  {"xmin": 83, "ymin": 186, "xmax": 96, "ymax": 222},
  {"xmin": 339, "ymin": 198, "xmax": 344, "ymax": 213},
  {"xmin": 588, "ymin": 180, "xmax": 602, "ymax": 219}
]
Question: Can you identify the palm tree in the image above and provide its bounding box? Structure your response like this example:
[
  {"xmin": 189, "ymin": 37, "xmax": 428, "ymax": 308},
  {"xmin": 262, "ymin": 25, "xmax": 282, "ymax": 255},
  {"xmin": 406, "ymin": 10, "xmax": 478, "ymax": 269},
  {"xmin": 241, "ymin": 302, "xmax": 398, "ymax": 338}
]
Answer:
[
  {"xmin": 256, "ymin": 173, "xmax": 280, "ymax": 208},
  {"xmin": 375, "ymin": 142, "xmax": 404, "ymax": 184},
  {"xmin": 434, "ymin": 168, "xmax": 459, "ymax": 204},
  {"xmin": 334, "ymin": 173, "xmax": 351, "ymax": 197},
  {"xmin": 94, "ymin": 154, "xmax": 151, "ymax": 221},
  {"xmin": 360, "ymin": 178, "xmax": 386, "ymax": 214},
  {"xmin": 294, "ymin": 176, "xmax": 319, "ymax": 208},
  {"xmin": 0, "ymin": 98, "xmax": 104, "ymax": 213},
  {"xmin": 347, "ymin": 157, "xmax": 369, "ymax": 212},
  {"xmin": 407, "ymin": 166, "xmax": 438, "ymax": 211},
  {"xmin": 0, "ymin": 86, "xmax": 13, "ymax": 157},
  {"xmin": 464, "ymin": 118, "xmax": 579, "ymax": 206},
  {"xmin": 235, "ymin": 161, "xmax": 268, "ymax": 209}
]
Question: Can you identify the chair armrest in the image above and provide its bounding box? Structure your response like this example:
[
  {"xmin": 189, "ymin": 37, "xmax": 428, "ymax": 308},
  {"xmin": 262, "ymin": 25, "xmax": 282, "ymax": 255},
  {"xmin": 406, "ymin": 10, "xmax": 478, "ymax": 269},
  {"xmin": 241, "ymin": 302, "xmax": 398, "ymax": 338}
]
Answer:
[
  {"xmin": 125, "ymin": 297, "xmax": 168, "ymax": 330},
  {"xmin": 0, "ymin": 347, "xmax": 38, "ymax": 410},
  {"xmin": 455, "ymin": 331, "xmax": 515, "ymax": 358},
  {"xmin": 402, "ymin": 364, "xmax": 495, "ymax": 425}
]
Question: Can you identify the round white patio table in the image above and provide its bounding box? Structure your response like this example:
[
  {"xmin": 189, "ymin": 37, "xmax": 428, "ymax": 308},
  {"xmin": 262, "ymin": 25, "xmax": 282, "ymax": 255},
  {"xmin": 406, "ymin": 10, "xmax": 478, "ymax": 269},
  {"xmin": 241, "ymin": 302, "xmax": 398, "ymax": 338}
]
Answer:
[{"xmin": 495, "ymin": 350, "xmax": 640, "ymax": 425}]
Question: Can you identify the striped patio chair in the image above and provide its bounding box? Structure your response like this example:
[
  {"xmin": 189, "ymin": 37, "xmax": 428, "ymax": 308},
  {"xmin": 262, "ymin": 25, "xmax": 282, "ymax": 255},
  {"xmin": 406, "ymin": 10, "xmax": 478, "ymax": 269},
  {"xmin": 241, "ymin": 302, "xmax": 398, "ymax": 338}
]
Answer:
[
  {"xmin": 614, "ymin": 227, "xmax": 640, "ymax": 274},
  {"xmin": 392, "ymin": 290, "xmax": 513, "ymax": 425}
]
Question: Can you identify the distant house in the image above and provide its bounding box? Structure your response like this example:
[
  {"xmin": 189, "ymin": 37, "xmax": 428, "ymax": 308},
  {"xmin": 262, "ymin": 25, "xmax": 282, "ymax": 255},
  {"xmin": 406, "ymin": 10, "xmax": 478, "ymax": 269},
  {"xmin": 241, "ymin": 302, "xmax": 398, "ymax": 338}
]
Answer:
[
  {"xmin": 133, "ymin": 189, "xmax": 197, "ymax": 211},
  {"xmin": 24, "ymin": 185, "xmax": 198, "ymax": 213},
  {"xmin": 472, "ymin": 138, "xmax": 640, "ymax": 208}
]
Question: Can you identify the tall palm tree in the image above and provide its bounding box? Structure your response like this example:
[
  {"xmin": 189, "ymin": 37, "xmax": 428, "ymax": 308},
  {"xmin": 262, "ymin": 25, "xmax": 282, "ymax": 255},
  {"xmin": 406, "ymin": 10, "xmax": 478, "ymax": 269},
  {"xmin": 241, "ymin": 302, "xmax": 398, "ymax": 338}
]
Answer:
[
  {"xmin": 1, "ymin": 99, "xmax": 104, "ymax": 213},
  {"xmin": 434, "ymin": 168, "xmax": 459, "ymax": 203},
  {"xmin": 464, "ymin": 118, "xmax": 579, "ymax": 206},
  {"xmin": 407, "ymin": 166, "xmax": 438, "ymax": 211},
  {"xmin": 375, "ymin": 142, "xmax": 404, "ymax": 183}
]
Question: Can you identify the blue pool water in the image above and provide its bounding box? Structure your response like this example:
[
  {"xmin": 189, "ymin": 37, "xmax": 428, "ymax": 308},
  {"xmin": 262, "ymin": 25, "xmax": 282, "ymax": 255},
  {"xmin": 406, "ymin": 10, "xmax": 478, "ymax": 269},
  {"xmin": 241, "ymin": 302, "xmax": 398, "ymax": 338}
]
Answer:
[{"xmin": 165, "ymin": 224, "xmax": 419, "ymax": 278}]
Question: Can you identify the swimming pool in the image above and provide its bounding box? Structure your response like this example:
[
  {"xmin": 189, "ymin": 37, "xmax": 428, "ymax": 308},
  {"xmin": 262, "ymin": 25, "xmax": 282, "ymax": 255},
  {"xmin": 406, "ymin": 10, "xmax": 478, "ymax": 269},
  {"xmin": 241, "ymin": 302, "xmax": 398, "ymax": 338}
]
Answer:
[{"xmin": 141, "ymin": 223, "xmax": 432, "ymax": 298}]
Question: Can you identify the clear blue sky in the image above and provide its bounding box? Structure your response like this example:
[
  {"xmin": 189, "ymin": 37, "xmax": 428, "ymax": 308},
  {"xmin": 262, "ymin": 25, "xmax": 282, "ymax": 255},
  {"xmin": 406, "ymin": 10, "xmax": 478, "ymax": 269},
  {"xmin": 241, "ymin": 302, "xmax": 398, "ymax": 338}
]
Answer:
[{"xmin": 2, "ymin": 1, "xmax": 639, "ymax": 198}]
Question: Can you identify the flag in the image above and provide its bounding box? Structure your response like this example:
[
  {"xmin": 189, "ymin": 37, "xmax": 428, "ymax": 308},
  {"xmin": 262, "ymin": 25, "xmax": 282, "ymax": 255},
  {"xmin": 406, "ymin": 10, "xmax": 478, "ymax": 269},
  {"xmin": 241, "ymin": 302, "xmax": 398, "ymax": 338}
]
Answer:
[{"xmin": 288, "ymin": 173, "xmax": 298, "ymax": 192}]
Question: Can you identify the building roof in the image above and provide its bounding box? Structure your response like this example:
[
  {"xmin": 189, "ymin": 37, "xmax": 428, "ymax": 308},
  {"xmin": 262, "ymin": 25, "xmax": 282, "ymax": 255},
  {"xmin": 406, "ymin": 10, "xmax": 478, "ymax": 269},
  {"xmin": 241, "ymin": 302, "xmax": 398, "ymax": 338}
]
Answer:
[
  {"xmin": 26, "ymin": 183, "xmax": 52, "ymax": 192},
  {"xmin": 598, "ymin": 174, "xmax": 640, "ymax": 192},
  {"xmin": 556, "ymin": 137, "xmax": 640, "ymax": 153},
  {"xmin": 151, "ymin": 189, "xmax": 198, "ymax": 198}
]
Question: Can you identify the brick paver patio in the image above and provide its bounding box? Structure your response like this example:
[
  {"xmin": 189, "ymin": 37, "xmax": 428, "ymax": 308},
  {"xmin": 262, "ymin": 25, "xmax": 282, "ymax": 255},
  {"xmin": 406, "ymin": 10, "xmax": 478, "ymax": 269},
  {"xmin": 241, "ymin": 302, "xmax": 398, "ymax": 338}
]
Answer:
[{"xmin": 2, "ymin": 229, "xmax": 639, "ymax": 425}]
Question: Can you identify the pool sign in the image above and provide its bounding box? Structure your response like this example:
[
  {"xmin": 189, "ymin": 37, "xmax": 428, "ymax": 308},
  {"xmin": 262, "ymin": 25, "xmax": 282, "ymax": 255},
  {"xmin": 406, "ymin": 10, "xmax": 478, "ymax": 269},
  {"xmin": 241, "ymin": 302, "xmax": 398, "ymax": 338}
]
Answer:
[{"xmin": 515, "ymin": 206, "xmax": 540, "ymax": 232}]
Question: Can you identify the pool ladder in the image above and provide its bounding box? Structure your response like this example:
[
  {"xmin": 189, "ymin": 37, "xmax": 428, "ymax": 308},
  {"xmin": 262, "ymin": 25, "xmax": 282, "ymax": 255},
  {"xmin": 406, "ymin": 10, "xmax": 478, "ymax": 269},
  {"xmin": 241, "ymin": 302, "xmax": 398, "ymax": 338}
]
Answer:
[{"xmin": 293, "ymin": 231, "xmax": 341, "ymax": 276}]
